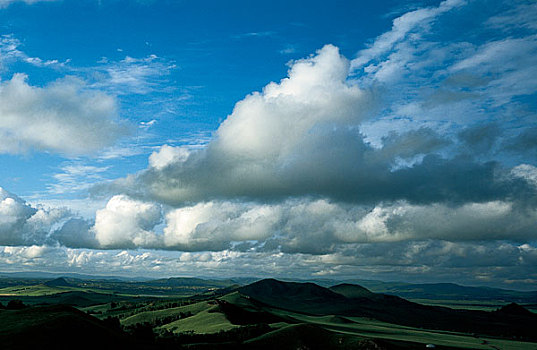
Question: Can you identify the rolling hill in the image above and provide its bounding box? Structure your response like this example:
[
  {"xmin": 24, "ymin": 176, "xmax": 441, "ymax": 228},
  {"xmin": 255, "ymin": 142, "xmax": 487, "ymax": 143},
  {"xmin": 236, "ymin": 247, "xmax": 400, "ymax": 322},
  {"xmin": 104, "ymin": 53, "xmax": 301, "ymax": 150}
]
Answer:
[
  {"xmin": 0, "ymin": 304, "xmax": 134, "ymax": 350},
  {"xmin": 238, "ymin": 279, "xmax": 537, "ymax": 341}
]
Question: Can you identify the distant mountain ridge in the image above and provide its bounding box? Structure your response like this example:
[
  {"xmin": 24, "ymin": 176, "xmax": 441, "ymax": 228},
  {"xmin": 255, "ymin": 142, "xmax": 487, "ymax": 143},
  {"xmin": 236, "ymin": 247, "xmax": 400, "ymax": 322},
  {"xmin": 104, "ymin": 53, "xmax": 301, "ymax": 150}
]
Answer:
[
  {"xmin": 43, "ymin": 277, "xmax": 72, "ymax": 288},
  {"xmin": 1, "ymin": 271, "xmax": 535, "ymax": 303},
  {"xmin": 146, "ymin": 277, "xmax": 237, "ymax": 288},
  {"xmin": 343, "ymin": 280, "xmax": 537, "ymax": 302},
  {"xmin": 329, "ymin": 283, "xmax": 373, "ymax": 298}
]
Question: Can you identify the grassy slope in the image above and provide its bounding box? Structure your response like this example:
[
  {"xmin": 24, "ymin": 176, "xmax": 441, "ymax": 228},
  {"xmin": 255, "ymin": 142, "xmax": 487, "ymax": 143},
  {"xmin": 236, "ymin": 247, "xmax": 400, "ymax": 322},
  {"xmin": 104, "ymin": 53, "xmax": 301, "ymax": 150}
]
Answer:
[
  {"xmin": 266, "ymin": 308, "xmax": 537, "ymax": 350},
  {"xmin": 219, "ymin": 292, "xmax": 257, "ymax": 308},
  {"xmin": 0, "ymin": 284, "xmax": 87, "ymax": 296},
  {"xmin": 121, "ymin": 300, "xmax": 211, "ymax": 326},
  {"xmin": 159, "ymin": 306, "xmax": 238, "ymax": 334},
  {"xmin": 244, "ymin": 324, "xmax": 365, "ymax": 350}
]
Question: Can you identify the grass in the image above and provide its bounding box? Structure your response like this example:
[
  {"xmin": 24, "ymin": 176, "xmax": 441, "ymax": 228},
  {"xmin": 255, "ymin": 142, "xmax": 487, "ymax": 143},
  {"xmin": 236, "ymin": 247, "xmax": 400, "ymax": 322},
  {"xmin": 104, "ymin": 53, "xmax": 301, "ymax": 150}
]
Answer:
[
  {"xmin": 265, "ymin": 307, "xmax": 537, "ymax": 350},
  {"xmin": 0, "ymin": 285, "xmax": 80, "ymax": 297},
  {"xmin": 158, "ymin": 306, "xmax": 238, "ymax": 334},
  {"xmin": 121, "ymin": 301, "xmax": 211, "ymax": 326},
  {"xmin": 3, "ymin": 278, "xmax": 536, "ymax": 349}
]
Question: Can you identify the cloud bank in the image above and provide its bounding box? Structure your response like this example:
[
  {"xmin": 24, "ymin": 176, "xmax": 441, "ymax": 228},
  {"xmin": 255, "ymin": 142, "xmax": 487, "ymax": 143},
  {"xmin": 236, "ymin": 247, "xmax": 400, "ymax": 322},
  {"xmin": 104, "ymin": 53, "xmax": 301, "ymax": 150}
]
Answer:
[{"xmin": 1, "ymin": 0, "xmax": 536, "ymax": 287}]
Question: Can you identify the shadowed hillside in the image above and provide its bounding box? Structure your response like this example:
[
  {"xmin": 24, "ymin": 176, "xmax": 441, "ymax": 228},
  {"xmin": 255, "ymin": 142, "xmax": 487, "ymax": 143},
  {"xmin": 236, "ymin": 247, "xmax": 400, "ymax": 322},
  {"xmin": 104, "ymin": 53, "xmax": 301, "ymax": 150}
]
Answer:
[
  {"xmin": 330, "ymin": 283, "xmax": 374, "ymax": 298},
  {"xmin": 239, "ymin": 279, "xmax": 537, "ymax": 341},
  {"xmin": 43, "ymin": 277, "xmax": 72, "ymax": 288},
  {"xmin": 0, "ymin": 305, "xmax": 134, "ymax": 350}
]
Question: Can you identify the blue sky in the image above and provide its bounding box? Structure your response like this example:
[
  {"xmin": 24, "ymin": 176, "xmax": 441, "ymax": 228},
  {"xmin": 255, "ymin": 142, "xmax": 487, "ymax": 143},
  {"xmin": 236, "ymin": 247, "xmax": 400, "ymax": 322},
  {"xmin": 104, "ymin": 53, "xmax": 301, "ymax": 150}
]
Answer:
[{"xmin": 0, "ymin": 0, "xmax": 536, "ymax": 289}]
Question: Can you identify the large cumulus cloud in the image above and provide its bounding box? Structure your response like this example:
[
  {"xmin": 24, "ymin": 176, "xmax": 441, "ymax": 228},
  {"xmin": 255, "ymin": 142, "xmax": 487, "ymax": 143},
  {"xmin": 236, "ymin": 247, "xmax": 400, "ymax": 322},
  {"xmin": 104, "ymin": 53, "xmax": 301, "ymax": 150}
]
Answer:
[
  {"xmin": 97, "ymin": 44, "xmax": 531, "ymax": 207},
  {"xmin": 86, "ymin": 11, "xmax": 537, "ymax": 257}
]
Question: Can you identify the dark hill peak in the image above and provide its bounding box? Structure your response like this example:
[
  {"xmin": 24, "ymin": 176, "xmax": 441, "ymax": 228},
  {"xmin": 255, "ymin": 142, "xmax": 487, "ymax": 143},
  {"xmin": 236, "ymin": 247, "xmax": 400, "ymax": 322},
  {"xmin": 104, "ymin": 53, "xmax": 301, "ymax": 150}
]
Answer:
[
  {"xmin": 329, "ymin": 283, "xmax": 373, "ymax": 298},
  {"xmin": 238, "ymin": 279, "xmax": 349, "ymax": 315},
  {"xmin": 494, "ymin": 302, "xmax": 534, "ymax": 317},
  {"xmin": 43, "ymin": 277, "xmax": 71, "ymax": 287},
  {"xmin": 241, "ymin": 279, "xmax": 344, "ymax": 300}
]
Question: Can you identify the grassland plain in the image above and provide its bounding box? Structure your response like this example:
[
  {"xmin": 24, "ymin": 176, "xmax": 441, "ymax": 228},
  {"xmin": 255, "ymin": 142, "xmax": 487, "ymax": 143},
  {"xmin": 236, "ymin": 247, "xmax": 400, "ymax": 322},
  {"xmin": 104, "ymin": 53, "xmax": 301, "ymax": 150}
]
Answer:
[{"xmin": 1, "ymin": 276, "xmax": 537, "ymax": 349}]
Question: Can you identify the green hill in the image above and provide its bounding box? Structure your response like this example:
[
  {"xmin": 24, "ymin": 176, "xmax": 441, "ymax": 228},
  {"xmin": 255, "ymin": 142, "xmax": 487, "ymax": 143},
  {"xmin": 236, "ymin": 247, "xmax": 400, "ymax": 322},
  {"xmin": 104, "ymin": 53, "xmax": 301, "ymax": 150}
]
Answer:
[
  {"xmin": 159, "ymin": 305, "xmax": 238, "ymax": 334},
  {"xmin": 122, "ymin": 300, "xmax": 211, "ymax": 327},
  {"xmin": 330, "ymin": 283, "xmax": 373, "ymax": 298},
  {"xmin": 0, "ymin": 304, "xmax": 132, "ymax": 350},
  {"xmin": 43, "ymin": 277, "xmax": 72, "ymax": 288},
  {"xmin": 244, "ymin": 323, "xmax": 420, "ymax": 350},
  {"xmin": 238, "ymin": 278, "xmax": 349, "ymax": 314}
]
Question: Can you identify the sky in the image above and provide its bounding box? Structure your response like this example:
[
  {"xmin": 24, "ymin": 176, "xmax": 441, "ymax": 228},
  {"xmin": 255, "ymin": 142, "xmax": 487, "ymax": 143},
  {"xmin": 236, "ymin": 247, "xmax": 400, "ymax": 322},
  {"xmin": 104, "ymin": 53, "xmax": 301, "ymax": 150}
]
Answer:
[{"xmin": 0, "ymin": 0, "xmax": 536, "ymax": 290}]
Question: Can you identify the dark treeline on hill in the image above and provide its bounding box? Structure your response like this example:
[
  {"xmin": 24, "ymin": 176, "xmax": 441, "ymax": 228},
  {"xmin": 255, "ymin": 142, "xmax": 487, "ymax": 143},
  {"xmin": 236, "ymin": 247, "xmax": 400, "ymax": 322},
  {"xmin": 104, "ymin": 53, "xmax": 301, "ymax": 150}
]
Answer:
[{"xmin": 0, "ymin": 277, "xmax": 536, "ymax": 349}]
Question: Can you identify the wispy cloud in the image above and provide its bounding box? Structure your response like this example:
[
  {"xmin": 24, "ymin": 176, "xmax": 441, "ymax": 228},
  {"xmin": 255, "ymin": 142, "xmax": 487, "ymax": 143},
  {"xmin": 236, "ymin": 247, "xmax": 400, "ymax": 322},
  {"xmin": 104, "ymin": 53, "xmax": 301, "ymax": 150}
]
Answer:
[
  {"xmin": 231, "ymin": 31, "xmax": 276, "ymax": 39},
  {"xmin": 0, "ymin": 34, "xmax": 68, "ymax": 70},
  {"xmin": 48, "ymin": 163, "xmax": 111, "ymax": 195},
  {"xmin": 89, "ymin": 54, "xmax": 177, "ymax": 95},
  {"xmin": 0, "ymin": 0, "xmax": 56, "ymax": 9},
  {"xmin": 279, "ymin": 45, "xmax": 297, "ymax": 55},
  {"xmin": 351, "ymin": 0, "xmax": 466, "ymax": 70}
]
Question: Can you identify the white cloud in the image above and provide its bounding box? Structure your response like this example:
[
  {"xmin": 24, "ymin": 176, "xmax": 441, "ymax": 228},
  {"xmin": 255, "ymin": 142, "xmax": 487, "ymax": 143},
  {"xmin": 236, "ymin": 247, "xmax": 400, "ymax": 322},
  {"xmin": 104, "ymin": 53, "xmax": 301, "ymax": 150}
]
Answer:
[
  {"xmin": 149, "ymin": 145, "xmax": 191, "ymax": 169},
  {"xmin": 0, "ymin": 187, "xmax": 71, "ymax": 246},
  {"xmin": 93, "ymin": 195, "xmax": 162, "ymax": 248},
  {"xmin": 0, "ymin": 74, "xmax": 129, "ymax": 155},
  {"xmin": 1, "ymin": 0, "xmax": 536, "ymax": 289},
  {"xmin": 163, "ymin": 201, "xmax": 281, "ymax": 251},
  {"xmin": 90, "ymin": 54, "xmax": 176, "ymax": 95},
  {"xmin": 511, "ymin": 164, "xmax": 537, "ymax": 188},
  {"xmin": 449, "ymin": 36, "xmax": 537, "ymax": 105},
  {"xmin": 49, "ymin": 164, "xmax": 110, "ymax": 195},
  {"xmin": 0, "ymin": 35, "xmax": 66, "ymax": 69},
  {"xmin": 113, "ymin": 44, "xmax": 376, "ymax": 205},
  {"xmin": 74, "ymin": 197, "xmax": 533, "ymax": 253},
  {"xmin": 0, "ymin": 242, "xmax": 534, "ymax": 289},
  {"xmin": 215, "ymin": 44, "xmax": 365, "ymax": 159},
  {"xmin": 486, "ymin": 1, "xmax": 537, "ymax": 31},
  {"xmin": 350, "ymin": 0, "xmax": 465, "ymax": 70}
]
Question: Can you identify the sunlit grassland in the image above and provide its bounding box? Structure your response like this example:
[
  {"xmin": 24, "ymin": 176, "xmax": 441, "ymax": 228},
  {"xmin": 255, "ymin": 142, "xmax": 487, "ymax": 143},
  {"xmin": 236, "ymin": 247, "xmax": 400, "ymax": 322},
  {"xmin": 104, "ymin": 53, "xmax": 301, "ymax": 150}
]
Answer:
[{"xmin": 158, "ymin": 306, "xmax": 239, "ymax": 334}]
